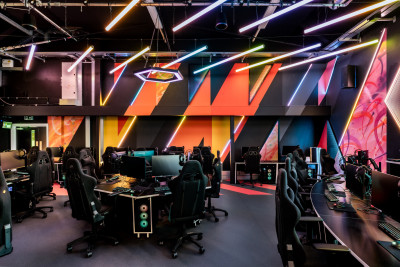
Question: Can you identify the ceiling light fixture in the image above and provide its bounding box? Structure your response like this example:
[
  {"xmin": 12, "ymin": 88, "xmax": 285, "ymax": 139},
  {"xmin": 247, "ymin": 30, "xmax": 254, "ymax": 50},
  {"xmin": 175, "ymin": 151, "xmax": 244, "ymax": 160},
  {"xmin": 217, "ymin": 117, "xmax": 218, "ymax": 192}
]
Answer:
[
  {"xmin": 25, "ymin": 44, "xmax": 36, "ymax": 70},
  {"xmin": 236, "ymin": 43, "xmax": 321, "ymax": 72},
  {"xmin": 67, "ymin": 46, "xmax": 94, "ymax": 73},
  {"xmin": 134, "ymin": 67, "xmax": 183, "ymax": 83},
  {"xmin": 239, "ymin": 0, "xmax": 314, "ymax": 33},
  {"xmin": 304, "ymin": 0, "xmax": 398, "ymax": 34},
  {"xmin": 279, "ymin": 40, "xmax": 378, "ymax": 71},
  {"xmin": 109, "ymin": 46, "xmax": 150, "ymax": 74},
  {"xmin": 105, "ymin": 0, "xmax": 140, "ymax": 31},
  {"xmin": 173, "ymin": 0, "xmax": 228, "ymax": 32},
  {"xmin": 162, "ymin": 46, "xmax": 208, "ymax": 69},
  {"xmin": 193, "ymin": 44, "xmax": 265, "ymax": 74}
]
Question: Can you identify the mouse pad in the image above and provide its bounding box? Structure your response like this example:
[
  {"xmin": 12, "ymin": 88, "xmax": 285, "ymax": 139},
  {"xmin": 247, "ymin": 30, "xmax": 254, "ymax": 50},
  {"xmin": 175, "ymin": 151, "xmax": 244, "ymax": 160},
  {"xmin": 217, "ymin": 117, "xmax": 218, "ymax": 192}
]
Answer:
[
  {"xmin": 326, "ymin": 202, "xmax": 356, "ymax": 213},
  {"xmin": 333, "ymin": 191, "xmax": 346, "ymax": 197},
  {"xmin": 378, "ymin": 241, "xmax": 400, "ymax": 261}
]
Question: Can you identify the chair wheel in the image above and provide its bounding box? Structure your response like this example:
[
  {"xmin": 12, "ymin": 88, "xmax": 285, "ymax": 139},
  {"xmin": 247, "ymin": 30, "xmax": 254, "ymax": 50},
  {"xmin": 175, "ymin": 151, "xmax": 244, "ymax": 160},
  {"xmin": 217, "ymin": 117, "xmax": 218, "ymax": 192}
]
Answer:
[
  {"xmin": 225, "ymin": 212, "xmax": 229, "ymax": 216},
  {"xmin": 42, "ymin": 213, "xmax": 47, "ymax": 219},
  {"xmin": 214, "ymin": 217, "xmax": 219, "ymax": 222},
  {"xmin": 158, "ymin": 241, "xmax": 164, "ymax": 246},
  {"xmin": 67, "ymin": 246, "xmax": 72, "ymax": 253},
  {"xmin": 113, "ymin": 241, "xmax": 119, "ymax": 246},
  {"xmin": 172, "ymin": 252, "xmax": 178, "ymax": 259},
  {"xmin": 16, "ymin": 218, "xmax": 22, "ymax": 223},
  {"xmin": 50, "ymin": 208, "xmax": 54, "ymax": 212},
  {"xmin": 199, "ymin": 247, "xmax": 205, "ymax": 254},
  {"xmin": 64, "ymin": 203, "xmax": 67, "ymax": 207},
  {"xmin": 197, "ymin": 233, "xmax": 203, "ymax": 240},
  {"xmin": 86, "ymin": 251, "xmax": 93, "ymax": 258}
]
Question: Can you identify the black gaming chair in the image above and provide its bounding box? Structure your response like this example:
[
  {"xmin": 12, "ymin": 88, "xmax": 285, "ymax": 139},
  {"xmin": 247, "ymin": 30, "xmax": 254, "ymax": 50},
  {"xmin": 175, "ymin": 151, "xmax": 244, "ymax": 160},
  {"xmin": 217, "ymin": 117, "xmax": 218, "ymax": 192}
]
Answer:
[
  {"xmin": 65, "ymin": 158, "xmax": 118, "ymax": 258},
  {"xmin": 275, "ymin": 169, "xmax": 349, "ymax": 266},
  {"xmin": 15, "ymin": 151, "xmax": 54, "ymax": 223},
  {"xmin": 45, "ymin": 147, "xmax": 56, "ymax": 182},
  {"xmin": 285, "ymin": 157, "xmax": 307, "ymax": 215},
  {"xmin": 205, "ymin": 151, "xmax": 228, "ymax": 222},
  {"xmin": 293, "ymin": 150, "xmax": 316, "ymax": 188},
  {"xmin": 160, "ymin": 160, "xmax": 207, "ymax": 259},
  {"xmin": 191, "ymin": 148, "xmax": 204, "ymax": 167},
  {"xmin": 102, "ymin": 147, "xmax": 120, "ymax": 175},
  {"xmin": 320, "ymin": 149, "xmax": 337, "ymax": 176},
  {"xmin": 243, "ymin": 147, "xmax": 261, "ymax": 187},
  {"xmin": 79, "ymin": 148, "xmax": 98, "ymax": 181},
  {"xmin": 62, "ymin": 146, "xmax": 79, "ymax": 173},
  {"xmin": 0, "ymin": 168, "xmax": 13, "ymax": 257},
  {"xmin": 201, "ymin": 146, "xmax": 214, "ymax": 176},
  {"xmin": 27, "ymin": 146, "xmax": 40, "ymax": 165}
]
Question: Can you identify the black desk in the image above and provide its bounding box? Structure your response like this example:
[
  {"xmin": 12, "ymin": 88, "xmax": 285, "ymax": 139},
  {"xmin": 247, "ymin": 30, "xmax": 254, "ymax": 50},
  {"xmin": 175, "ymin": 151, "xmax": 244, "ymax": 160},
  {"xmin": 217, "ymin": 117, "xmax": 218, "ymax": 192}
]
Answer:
[{"xmin": 311, "ymin": 180, "xmax": 400, "ymax": 266}]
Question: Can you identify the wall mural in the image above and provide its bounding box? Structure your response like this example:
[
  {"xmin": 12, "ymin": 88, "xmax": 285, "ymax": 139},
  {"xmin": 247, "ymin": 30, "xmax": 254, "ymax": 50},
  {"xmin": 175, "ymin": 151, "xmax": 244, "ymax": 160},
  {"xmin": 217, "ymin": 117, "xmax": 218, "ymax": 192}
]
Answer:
[
  {"xmin": 48, "ymin": 116, "xmax": 84, "ymax": 148},
  {"xmin": 340, "ymin": 31, "xmax": 387, "ymax": 171}
]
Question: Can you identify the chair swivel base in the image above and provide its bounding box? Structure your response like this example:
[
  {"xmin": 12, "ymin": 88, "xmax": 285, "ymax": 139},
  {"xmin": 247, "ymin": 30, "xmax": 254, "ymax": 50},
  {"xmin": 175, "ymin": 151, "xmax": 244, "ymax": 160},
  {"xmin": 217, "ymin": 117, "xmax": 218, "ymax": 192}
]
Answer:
[
  {"xmin": 15, "ymin": 206, "xmax": 53, "ymax": 223},
  {"xmin": 206, "ymin": 206, "xmax": 228, "ymax": 222},
  {"xmin": 42, "ymin": 192, "xmax": 56, "ymax": 200},
  {"xmin": 0, "ymin": 246, "xmax": 13, "ymax": 257},
  {"xmin": 159, "ymin": 231, "xmax": 205, "ymax": 259},
  {"xmin": 67, "ymin": 231, "xmax": 119, "ymax": 258}
]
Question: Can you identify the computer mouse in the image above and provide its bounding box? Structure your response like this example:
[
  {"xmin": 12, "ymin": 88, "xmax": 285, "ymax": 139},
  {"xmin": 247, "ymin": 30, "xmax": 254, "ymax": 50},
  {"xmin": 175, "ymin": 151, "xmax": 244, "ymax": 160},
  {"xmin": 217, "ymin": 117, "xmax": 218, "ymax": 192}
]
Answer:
[{"xmin": 391, "ymin": 241, "xmax": 400, "ymax": 250}]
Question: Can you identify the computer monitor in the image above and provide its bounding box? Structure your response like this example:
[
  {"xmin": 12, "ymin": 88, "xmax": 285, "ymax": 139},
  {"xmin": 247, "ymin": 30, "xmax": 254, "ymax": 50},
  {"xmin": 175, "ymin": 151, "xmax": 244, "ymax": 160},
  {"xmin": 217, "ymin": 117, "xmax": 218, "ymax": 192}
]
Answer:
[
  {"xmin": 152, "ymin": 155, "xmax": 182, "ymax": 176},
  {"xmin": 371, "ymin": 170, "xmax": 400, "ymax": 222},
  {"xmin": 345, "ymin": 163, "xmax": 367, "ymax": 199},
  {"xmin": 0, "ymin": 151, "xmax": 26, "ymax": 171},
  {"xmin": 120, "ymin": 156, "xmax": 146, "ymax": 180},
  {"xmin": 133, "ymin": 150, "xmax": 155, "ymax": 164},
  {"xmin": 281, "ymin": 145, "xmax": 299, "ymax": 156},
  {"xmin": 48, "ymin": 147, "xmax": 64, "ymax": 158}
]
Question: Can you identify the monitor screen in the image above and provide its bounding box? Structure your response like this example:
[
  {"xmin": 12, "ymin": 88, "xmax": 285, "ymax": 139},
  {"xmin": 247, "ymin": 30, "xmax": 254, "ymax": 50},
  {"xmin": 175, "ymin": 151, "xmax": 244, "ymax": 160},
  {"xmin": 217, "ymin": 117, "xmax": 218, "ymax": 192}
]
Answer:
[
  {"xmin": 152, "ymin": 155, "xmax": 182, "ymax": 176},
  {"xmin": 133, "ymin": 150, "xmax": 155, "ymax": 164},
  {"xmin": 48, "ymin": 147, "xmax": 64, "ymax": 158},
  {"xmin": 0, "ymin": 151, "xmax": 25, "ymax": 171},
  {"xmin": 281, "ymin": 146, "xmax": 299, "ymax": 156},
  {"xmin": 120, "ymin": 156, "xmax": 146, "ymax": 180},
  {"xmin": 345, "ymin": 163, "xmax": 366, "ymax": 199},
  {"xmin": 371, "ymin": 170, "xmax": 400, "ymax": 222}
]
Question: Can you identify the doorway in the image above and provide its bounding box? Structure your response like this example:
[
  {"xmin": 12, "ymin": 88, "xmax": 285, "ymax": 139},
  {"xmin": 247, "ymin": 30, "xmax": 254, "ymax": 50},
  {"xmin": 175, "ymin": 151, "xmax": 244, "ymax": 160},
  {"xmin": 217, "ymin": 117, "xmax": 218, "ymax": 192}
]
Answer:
[{"xmin": 11, "ymin": 123, "xmax": 49, "ymax": 151}]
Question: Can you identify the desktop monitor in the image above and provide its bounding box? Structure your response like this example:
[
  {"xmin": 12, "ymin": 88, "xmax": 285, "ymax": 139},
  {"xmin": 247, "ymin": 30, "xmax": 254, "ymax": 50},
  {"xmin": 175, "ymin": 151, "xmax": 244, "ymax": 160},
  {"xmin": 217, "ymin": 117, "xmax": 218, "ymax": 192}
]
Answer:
[
  {"xmin": 152, "ymin": 155, "xmax": 182, "ymax": 176},
  {"xmin": 48, "ymin": 147, "xmax": 64, "ymax": 158},
  {"xmin": 371, "ymin": 170, "xmax": 400, "ymax": 222},
  {"xmin": 120, "ymin": 156, "xmax": 146, "ymax": 180},
  {"xmin": 281, "ymin": 146, "xmax": 299, "ymax": 156},
  {"xmin": 0, "ymin": 151, "xmax": 26, "ymax": 171},
  {"xmin": 345, "ymin": 163, "xmax": 367, "ymax": 199},
  {"xmin": 133, "ymin": 150, "xmax": 155, "ymax": 164}
]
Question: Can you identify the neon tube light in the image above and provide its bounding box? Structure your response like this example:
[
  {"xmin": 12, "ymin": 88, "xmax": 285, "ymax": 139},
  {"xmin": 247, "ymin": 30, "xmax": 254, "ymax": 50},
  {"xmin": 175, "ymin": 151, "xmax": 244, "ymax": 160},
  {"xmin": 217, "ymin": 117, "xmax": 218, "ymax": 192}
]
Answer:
[
  {"xmin": 193, "ymin": 45, "xmax": 264, "ymax": 74},
  {"xmin": 234, "ymin": 116, "xmax": 246, "ymax": 133},
  {"xmin": 25, "ymin": 44, "xmax": 36, "ymax": 70},
  {"xmin": 339, "ymin": 29, "xmax": 386, "ymax": 145},
  {"xmin": 287, "ymin": 64, "xmax": 312, "ymax": 106},
  {"xmin": 236, "ymin": 43, "xmax": 321, "ymax": 72},
  {"xmin": 105, "ymin": 0, "xmax": 140, "ymax": 31},
  {"xmin": 67, "ymin": 46, "xmax": 94, "ymax": 72},
  {"xmin": 117, "ymin": 116, "xmax": 137, "ymax": 148},
  {"xmin": 279, "ymin": 39, "xmax": 378, "ymax": 71},
  {"xmin": 162, "ymin": 46, "xmax": 208, "ymax": 69},
  {"xmin": 221, "ymin": 140, "xmax": 231, "ymax": 157},
  {"xmin": 239, "ymin": 0, "xmax": 314, "ymax": 33},
  {"xmin": 221, "ymin": 116, "xmax": 246, "ymax": 157},
  {"xmin": 166, "ymin": 116, "xmax": 186, "ymax": 148},
  {"xmin": 305, "ymin": 0, "xmax": 398, "ymax": 34},
  {"xmin": 173, "ymin": 0, "xmax": 228, "ymax": 32},
  {"xmin": 385, "ymin": 66, "xmax": 400, "ymax": 130},
  {"xmin": 109, "ymin": 47, "xmax": 150, "ymax": 74},
  {"xmin": 101, "ymin": 65, "xmax": 127, "ymax": 106}
]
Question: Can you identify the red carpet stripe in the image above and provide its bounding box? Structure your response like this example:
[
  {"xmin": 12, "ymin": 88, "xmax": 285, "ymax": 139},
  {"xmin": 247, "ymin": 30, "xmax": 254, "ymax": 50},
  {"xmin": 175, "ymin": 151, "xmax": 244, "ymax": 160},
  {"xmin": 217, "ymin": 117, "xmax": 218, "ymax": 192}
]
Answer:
[
  {"xmin": 52, "ymin": 183, "xmax": 68, "ymax": 196},
  {"xmin": 220, "ymin": 184, "xmax": 271, "ymax": 195}
]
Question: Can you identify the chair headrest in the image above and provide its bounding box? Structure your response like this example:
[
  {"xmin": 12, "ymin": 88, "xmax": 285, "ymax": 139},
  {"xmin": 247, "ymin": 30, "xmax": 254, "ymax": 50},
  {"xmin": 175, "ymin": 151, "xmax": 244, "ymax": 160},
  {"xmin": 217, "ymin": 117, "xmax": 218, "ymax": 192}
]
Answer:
[{"xmin": 180, "ymin": 160, "xmax": 205, "ymax": 179}]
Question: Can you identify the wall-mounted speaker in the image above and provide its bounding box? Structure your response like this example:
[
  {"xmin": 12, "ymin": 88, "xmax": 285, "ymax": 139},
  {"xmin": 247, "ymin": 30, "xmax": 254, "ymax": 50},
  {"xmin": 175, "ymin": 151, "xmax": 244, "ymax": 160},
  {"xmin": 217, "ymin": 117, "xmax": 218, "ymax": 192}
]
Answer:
[{"xmin": 341, "ymin": 65, "xmax": 357, "ymax": 89}]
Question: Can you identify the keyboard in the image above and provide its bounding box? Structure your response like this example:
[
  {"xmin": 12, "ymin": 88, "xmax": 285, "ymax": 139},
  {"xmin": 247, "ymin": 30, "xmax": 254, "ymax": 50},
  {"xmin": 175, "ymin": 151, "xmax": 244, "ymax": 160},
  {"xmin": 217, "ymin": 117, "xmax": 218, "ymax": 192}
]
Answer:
[
  {"xmin": 154, "ymin": 186, "xmax": 170, "ymax": 193},
  {"xmin": 378, "ymin": 222, "xmax": 400, "ymax": 240},
  {"xmin": 327, "ymin": 183, "xmax": 337, "ymax": 192},
  {"xmin": 109, "ymin": 187, "xmax": 133, "ymax": 197},
  {"xmin": 325, "ymin": 192, "xmax": 339, "ymax": 202}
]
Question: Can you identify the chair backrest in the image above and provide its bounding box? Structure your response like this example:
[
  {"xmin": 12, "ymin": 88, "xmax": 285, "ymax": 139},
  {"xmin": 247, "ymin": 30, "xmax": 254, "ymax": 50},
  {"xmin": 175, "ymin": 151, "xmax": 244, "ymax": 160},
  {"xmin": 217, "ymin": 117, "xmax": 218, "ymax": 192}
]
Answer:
[
  {"xmin": 79, "ymin": 148, "xmax": 98, "ymax": 180},
  {"xmin": 45, "ymin": 147, "xmax": 55, "ymax": 180},
  {"xmin": 320, "ymin": 149, "xmax": 338, "ymax": 175},
  {"xmin": 65, "ymin": 158, "xmax": 103, "ymax": 223},
  {"xmin": 244, "ymin": 150, "xmax": 261, "ymax": 173},
  {"xmin": 27, "ymin": 146, "xmax": 40, "ymax": 165},
  {"xmin": 168, "ymin": 160, "xmax": 207, "ymax": 223},
  {"xmin": 285, "ymin": 157, "xmax": 306, "ymax": 215},
  {"xmin": 211, "ymin": 151, "xmax": 222, "ymax": 197},
  {"xmin": 27, "ymin": 151, "xmax": 53, "ymax": 196},
  {"xmin": 0, "ymin": 168, "xmax": 12, "ymax": 251},
  {"xmin": 62, "ymin": 146, "xmax": 79, "ymax": 173},
  {"xmin": 275, "ymin": 169, "xmax": 305, "ymax": 267},
  {"xmin": 191, "ymin": 148, "xmax": 203, "ymax": 167},
  {"xmin": 201, "ymin": 146, "xmax": 214, "ymax": 175},
  {"xmin": 102, "ymin": 147, "xmax": 120, "ymax": 174}
]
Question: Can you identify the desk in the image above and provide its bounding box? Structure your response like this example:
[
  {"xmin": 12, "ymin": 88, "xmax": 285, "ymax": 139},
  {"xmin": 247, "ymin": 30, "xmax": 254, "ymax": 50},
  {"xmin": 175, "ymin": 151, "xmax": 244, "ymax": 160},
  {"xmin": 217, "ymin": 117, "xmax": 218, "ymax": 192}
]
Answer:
[
  {"xmin": 311, "ymin": 180, "xmax": 400, "ymax": 266},
  {"xmin": 387, "ymin": 160, "xmax": 400, "ymax": 176}
]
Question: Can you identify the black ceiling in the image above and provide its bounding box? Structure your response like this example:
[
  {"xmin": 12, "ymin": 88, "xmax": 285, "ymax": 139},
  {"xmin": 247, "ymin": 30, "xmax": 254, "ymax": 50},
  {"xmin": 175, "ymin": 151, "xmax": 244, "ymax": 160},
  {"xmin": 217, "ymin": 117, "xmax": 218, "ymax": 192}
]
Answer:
[{"xmin": 0, "ymin": 0, "xmax": 396, "ymax": 54}]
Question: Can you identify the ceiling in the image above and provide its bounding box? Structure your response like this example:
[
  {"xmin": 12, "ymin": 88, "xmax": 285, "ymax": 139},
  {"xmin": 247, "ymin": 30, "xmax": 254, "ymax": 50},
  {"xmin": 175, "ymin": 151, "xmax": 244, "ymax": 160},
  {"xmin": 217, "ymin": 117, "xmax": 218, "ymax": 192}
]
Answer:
[{"xmin": 0, "ymin": 0, "xmax": 398, "ymax": 60}]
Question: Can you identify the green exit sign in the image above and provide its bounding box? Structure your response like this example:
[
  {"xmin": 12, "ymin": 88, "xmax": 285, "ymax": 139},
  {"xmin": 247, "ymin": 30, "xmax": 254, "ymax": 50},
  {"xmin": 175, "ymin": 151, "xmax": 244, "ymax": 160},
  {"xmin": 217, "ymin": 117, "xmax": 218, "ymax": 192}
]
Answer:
[
  {"xmin": 24, "ymin": 116, "xmax": 34, "ymax": 120},
  {"xmin": 2, "ymin": 121, "xmax": 12, "ymax": 129}
]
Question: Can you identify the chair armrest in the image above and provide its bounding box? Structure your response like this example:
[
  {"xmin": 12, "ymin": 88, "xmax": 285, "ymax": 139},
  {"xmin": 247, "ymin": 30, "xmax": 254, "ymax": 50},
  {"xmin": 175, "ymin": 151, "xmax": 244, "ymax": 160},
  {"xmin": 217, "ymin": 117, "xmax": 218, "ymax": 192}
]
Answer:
[
  {"xmin": 300, "ymin": 216, "xmax": 323, "ymax": 222},
  {"xmin": 312, "ymin": 243, "xmax": 349, "ymax": 252}
]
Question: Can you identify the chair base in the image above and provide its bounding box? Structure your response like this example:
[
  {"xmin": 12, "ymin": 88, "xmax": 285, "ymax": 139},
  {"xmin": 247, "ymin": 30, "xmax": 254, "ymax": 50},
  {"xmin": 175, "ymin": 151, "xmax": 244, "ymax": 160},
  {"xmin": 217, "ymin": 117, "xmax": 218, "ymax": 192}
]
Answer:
[
  {"xmin": 67, "ymin": 229, "xmax": 119, "ymax": 258},
  {"xmin": 42, "ymin": 192, "xmax": 56, "ymax": 200},
  {"xmin": 15, "ymin": 205, "xmax": 53, "ymax": 223},
  {"xmin": 0, "ymin": 246, "xmax": 13, "ymax": 257},
  {"xmin": 206, "ymin": 197, "xmax": 228, "ymax": 222},
  {"xmin": 64, "ymin": 200, "xmax": 70, "ymax": 207}
]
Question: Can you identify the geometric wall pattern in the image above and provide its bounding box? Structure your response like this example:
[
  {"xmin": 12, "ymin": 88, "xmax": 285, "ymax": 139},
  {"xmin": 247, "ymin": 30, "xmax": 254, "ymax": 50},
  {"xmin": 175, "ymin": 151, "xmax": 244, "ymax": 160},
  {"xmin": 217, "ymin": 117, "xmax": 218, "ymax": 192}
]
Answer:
[{"xmin": 48, "ymin": 116, "xmax": 84, "ymax": 148}]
